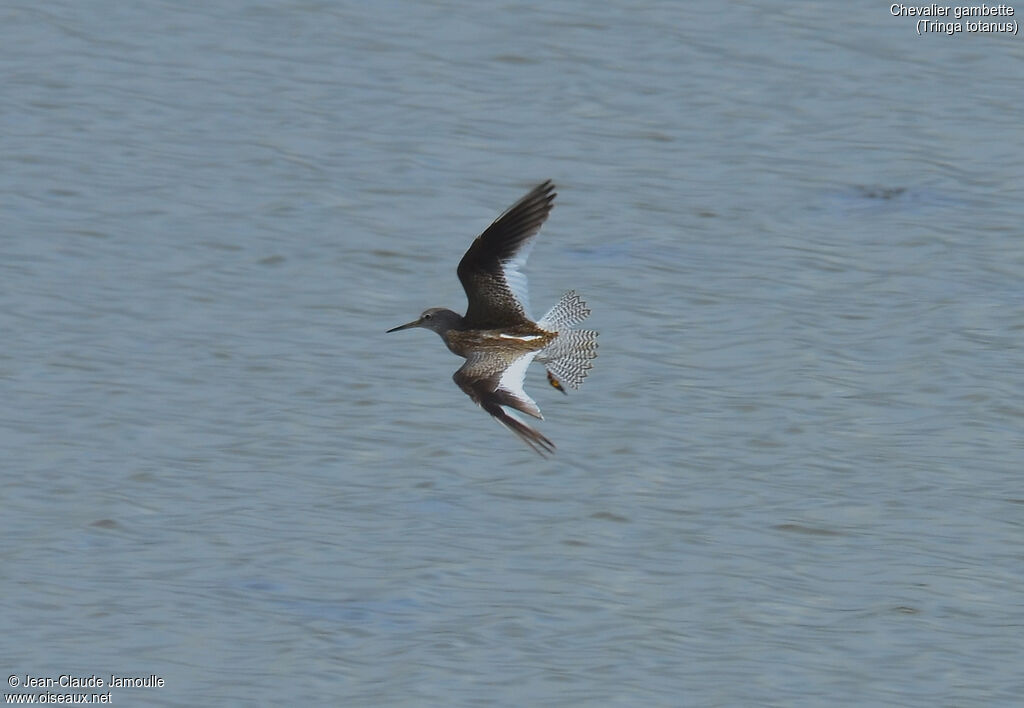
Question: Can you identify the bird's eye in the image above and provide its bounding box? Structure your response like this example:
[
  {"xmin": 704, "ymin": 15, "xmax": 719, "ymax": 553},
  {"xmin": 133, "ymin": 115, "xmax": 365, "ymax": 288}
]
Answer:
[{"xmin": 423, "ymin": 313, "xmax": 432, "ymax": 320}]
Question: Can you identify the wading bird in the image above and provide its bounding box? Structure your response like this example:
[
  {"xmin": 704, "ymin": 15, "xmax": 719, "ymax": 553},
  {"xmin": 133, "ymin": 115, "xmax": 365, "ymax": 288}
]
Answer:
[{"xmin": 386, "ymin": 180, "xmax": 598, "ymax": 456}]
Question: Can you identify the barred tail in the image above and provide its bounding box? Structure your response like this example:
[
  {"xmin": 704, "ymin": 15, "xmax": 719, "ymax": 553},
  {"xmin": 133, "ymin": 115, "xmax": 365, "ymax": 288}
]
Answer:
[
  {"xmin": 538, "ymin": 290, "xmax": 590, "ymax": 330},
  {"xmin": 537, "ymin": 291, "xmax": 598, "ymax": 391}
]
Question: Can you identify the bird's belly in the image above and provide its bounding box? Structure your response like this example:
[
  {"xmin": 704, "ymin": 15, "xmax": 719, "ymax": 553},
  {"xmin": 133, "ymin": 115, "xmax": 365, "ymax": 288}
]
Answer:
[{"xmin": 445, "ymin": 328, "xmax": 556, "ymax": 356}]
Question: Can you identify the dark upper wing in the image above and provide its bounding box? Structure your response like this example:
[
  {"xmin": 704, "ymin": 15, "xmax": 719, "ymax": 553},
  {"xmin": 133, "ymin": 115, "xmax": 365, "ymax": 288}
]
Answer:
[
  {"xmin": 457, "ymin": 180, "xmax": 556, "ymax": 328},
  {"xmin": 452, "ymin": 351, "xmax": 555, "ymax": 457}
]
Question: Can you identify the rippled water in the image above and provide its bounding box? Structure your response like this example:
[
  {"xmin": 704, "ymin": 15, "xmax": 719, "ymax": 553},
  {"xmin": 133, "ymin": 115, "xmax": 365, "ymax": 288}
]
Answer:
[{"xmin": 3, "ymin": 1, "xmax": 1023, "ymax": 705}]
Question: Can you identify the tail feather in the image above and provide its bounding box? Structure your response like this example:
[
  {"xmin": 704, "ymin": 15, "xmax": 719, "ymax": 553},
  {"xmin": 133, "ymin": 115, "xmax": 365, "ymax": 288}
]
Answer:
[
  {"xmin": 539, "ymin": 329, "xmax": 598, "ymax": 390},
  {"xmin": 537, "ymin": 291, "xmax": 598, "ymax": 391},
  {"xmin": 538, "ymin": 290, "xmax": 590, "ymax": 330}
]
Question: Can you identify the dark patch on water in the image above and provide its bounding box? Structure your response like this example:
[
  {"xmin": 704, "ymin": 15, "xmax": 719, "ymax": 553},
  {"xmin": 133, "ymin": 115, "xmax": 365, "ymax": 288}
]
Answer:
[
  {"xmin": 853, "ymin": 185, "xmax": 907, "ymax": 200},
  {"xmin": 591, "ymin": 511, "xmax": 630, "ymax": 523},
  {"xmin": 774, "ymin": 523, "xmax": 844, "ymax": 536},
  {"xmin": 815, "ymin": 184, "xmax": 966, "ymax": 217}
]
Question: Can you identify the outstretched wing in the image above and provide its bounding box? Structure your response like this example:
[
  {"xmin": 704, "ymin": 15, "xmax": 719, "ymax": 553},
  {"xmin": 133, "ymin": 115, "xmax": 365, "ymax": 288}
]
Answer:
[
  {"xmin": 452, "ymin": 350, "xmax": 555, "ymax": 456},
  {"xmin": 457, "ymin": 180, "xmax": 556, "ymax": 328}
]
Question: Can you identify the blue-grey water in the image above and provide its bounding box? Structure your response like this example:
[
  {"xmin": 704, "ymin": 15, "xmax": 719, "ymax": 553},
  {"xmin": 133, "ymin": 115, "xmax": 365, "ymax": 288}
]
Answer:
[{"xmin": 3, "ymin": 1, "xmax": 1023, "ymax": 705}]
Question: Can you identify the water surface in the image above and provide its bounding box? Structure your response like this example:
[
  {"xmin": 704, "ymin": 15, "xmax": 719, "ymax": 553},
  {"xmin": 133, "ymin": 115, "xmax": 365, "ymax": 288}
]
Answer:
[{"xmin": 3, "ymin": 1, "xmax": 1023, "ymax": 705}]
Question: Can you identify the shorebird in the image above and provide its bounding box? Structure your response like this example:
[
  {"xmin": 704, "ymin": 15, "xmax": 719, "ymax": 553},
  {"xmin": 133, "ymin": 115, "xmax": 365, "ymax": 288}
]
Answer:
[{"xmin": 386, "ymin": 180, "xmax": 598, "ymax": 456}]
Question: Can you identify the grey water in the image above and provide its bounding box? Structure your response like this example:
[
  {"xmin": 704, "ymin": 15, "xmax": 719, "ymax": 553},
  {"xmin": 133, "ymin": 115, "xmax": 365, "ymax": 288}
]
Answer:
[{"xmin": 3, "ymin": 1, "xmax": 1023, "ymax": 705}]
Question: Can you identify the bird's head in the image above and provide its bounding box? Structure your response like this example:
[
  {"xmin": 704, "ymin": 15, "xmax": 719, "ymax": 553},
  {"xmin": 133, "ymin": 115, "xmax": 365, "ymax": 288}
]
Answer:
[{"xmin": 386, "ymin": 307, "xmax": 462, "ymax": 336}]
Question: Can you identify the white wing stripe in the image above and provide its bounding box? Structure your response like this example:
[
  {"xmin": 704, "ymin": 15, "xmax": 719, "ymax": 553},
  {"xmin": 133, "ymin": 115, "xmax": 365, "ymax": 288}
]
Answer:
[
  {"xmin": 499, "ymin": 333, "xmax": 543, "ymax": 341},
  {"xmin": 497, "ymin": 351, "xmax": 542, "ymax": 419},
  {"xmin": 499, "ymin": 239, "xmax": 535, "ymax": 318}
]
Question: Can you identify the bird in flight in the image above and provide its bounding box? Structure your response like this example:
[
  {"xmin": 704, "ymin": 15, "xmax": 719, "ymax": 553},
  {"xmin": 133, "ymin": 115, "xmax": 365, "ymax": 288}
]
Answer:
[{"xmin": 387, "ymin": 180, "xmax": 598, "ymax": 456}]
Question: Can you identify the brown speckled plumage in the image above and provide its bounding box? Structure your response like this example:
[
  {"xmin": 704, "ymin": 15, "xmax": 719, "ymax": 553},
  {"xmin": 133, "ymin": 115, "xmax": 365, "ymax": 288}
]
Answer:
[
  {"xmin": 386, "ymin": 180, "xmax": 597, "ymax": 456},
  {"xmin": 457, "ymin": 180, "xmax": 556, "ymax": 328}
]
